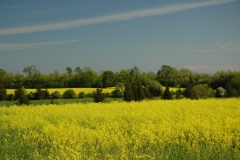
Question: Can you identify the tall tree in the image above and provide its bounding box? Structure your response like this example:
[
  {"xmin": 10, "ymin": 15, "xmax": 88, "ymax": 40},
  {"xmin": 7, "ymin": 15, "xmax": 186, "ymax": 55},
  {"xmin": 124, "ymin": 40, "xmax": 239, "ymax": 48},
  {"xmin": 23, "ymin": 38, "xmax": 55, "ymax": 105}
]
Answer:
[
  {"xmin": 134, "ymin": 81, "xmax": 146, "ymax": 101},
  {"xmin": 93, "ymin": 88, "xmax": 105, "ymax": 103},
  {"xmin": 156, "ymin": 65, "xmax": 178, "ymax": 87},
  {"xmin": 102, "ymin": 70, "xmax": 115, "ymax": 88},
  {"xmin": 23, "ymin": 65, "xmax": 36, "ymax": 79},
  {"xmin": 123, "ymin": 76, "xmax": 135, "ymax": 102},
  {"xmin": 66, "ymin": 67, "xmax": 73, "ymax": 79},
  {"xmin": 184, "ymin": 84, "xmax": 198, "ymax": 100},
  {"xmin": 129, "ymin": 66, "xmax": 140, "ymax": 78},
  {"xmin": 163, "ymin": 86, "xmax": 172, "ymax": 100},
  {"xmin": 0, "ymin": 85, "xmax": 7, "ymax": 101},
  {"xmin": 14, "ymin": 86, "xmax": 30, "ymax": 105}
]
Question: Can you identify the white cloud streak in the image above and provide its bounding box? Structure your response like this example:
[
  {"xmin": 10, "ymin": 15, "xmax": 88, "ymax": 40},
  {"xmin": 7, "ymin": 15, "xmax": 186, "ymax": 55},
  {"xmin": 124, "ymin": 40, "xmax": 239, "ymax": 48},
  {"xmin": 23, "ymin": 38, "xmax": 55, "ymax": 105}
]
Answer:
[
  {"xmin": 0, "ymin": 39, "xmax": 80, "ymax": 50},
  {"xmin": 0, "ymin": 0, "xmax": 236, "ymax": 36},
  {"xmin": 194, "ymin": 49, "xmax": 214, "ymax": 53},
  {"xmin": 216, "ymin": 42, "xmax": 240, "ymax": 51},
  {"xmin": 2, "ymin": 3, "xmax": 53, "ymax": 9},
  {"xmin": 185, "ymin": 64, "xmax": 240, "ymax": 72}
]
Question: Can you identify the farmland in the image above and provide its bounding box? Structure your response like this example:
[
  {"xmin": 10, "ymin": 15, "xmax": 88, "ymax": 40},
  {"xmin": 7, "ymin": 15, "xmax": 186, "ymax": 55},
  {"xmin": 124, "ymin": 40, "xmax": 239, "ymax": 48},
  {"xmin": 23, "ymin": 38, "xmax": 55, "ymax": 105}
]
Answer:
[
  {"xmin": 6, "ymin": 87, "xmax": 116, "ymax": 95},
  {"xmin": 6, "ymin": 87, "xmax": 179, "ymax": 95},
  {"xmin": 0, "ymin": 99, "xmax": 240, "ymax": 159}
]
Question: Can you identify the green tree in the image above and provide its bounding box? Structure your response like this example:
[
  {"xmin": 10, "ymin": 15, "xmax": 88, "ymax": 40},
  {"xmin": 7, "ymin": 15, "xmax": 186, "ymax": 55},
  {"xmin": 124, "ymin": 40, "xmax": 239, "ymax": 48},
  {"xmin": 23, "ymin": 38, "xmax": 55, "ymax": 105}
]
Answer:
[
  {"xmin": 111, "ymin": 89, "xmax": 123, "ymax": 98},
  {"xmin": 14, "ymin": 87, "xmax": 30, "ymax": 105},
  {"xmin": 78, "ymin": 92, "xmax": 86, "ymax": 98},
  {"xmin": 114, "ymin": 69, "xmax": 129, "ymax": 84},
  {"xmin": 34, "ymin": 88, "xmax": 44, "ymax": 100},
  {"xmin": 193, "ymin": 84, "xmax": 215, "ymax": 99},
  {"xmin": 0, "ymin": 68, "xmax": 6, "ymax": 87},
  {"xmin": 93, "ymin": 88, "xmax": 105, "ymax": 103},
  {"xmin": 163, "ymin": 86, "xmax": 172, "ymax": 100},
  {"xmin": 178, "ymin": 68, "xmax": 193, "ymax": 87},
  {"xmin": 184, "ymin": 84, "xmax": 198, "ymax": 100},
  {"xmin": 0, "ymin": 85, "xmax": 7, "ymax": 101},
  {"xmin": 66, "ymin": 67, "xmax": 73, "ymax": 79},
  {"xmin": 143, "ymin": 87, "xmax": 153, "ymax": 99},
  {"xmin": 129, "ymin": 66, "xmax": 141, "ymax": 80},
  {"xmin": 78, "ymin": 67, "xmax": 99, "ymax": 88},
  {"xmin": 32, "ymin": 88, "xmax": 49, "ymax": 100},
  {"xmin": 123, "ymin": 77, "xmax": 135, "ymax": 102},
  {"xmin": 134, "ymin": 81, "xmax": 146, "ymax": 101},
  {"xmin": 51, "ymin": 91, "xmax": 61, "ymax": 99},
  {"xmin": 156, "ymin": 65, "xmax": 178, "ymax": 87},
  {"xmin": 148, "ymin": 80, "xmax": 163, "ymax": 97},
  {"xmin": 175, "ymin": 88, "xmax": 183, "ymax": 99},
  {"xmin": 102, "ymin": 70, "xmax": 115, "ymax": 88},
  {"xmin": 63, "ymin": 89, "xmax": 76, "ymax": 99},
  {"xmin": 23, "ymin": 65, "xmax": 36, "ymax": 79}
]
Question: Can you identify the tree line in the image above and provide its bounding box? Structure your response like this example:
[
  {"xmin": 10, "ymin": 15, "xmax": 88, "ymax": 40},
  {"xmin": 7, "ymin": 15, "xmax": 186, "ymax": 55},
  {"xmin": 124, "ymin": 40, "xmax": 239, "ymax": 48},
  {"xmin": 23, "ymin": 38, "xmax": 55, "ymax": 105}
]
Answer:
[{"xmin": 0, "ymin": 65, "xmax": 240, "ymax": 103}]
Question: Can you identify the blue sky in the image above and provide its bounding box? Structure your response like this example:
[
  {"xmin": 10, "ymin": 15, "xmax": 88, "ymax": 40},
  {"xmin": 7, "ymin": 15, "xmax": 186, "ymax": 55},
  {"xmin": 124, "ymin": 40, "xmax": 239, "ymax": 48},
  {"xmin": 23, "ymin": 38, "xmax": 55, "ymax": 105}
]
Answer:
[{"xmin": 0, "ymin": 0, "xmax": 240, "ymax": 74}]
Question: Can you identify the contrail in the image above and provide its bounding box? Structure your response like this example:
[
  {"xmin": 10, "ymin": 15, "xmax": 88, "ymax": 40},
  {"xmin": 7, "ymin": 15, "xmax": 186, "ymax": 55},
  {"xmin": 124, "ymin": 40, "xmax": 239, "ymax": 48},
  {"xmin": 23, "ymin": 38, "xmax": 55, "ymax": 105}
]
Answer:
[
  {"xmin": 0, "ymin": 39, "xmax": 80, "ymax": 50},
  {"xmin": 0, "ymin": 0, "xmax": 236, "ymax": 36}
]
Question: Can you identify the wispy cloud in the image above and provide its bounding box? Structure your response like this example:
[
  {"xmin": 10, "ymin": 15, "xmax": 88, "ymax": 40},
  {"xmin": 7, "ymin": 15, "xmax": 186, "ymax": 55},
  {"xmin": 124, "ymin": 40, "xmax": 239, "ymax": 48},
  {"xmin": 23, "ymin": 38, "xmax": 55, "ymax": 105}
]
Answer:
[
  {"xmin": 194, "ymin": 41, "xmax": 240, "ymax": 53},
  {"xmin": 216, "ymin": 42, "xmax": 240, "ymax": 51},
  {"xmin": 185, "ymin": 63, "xmax": 240, "ymax": 72},
  {"xmin": 2, "ymin": 3, "xmax": 53, "ymax": 9},
  {"xmin": 194, "ymin": 49, "xmax": 215, "ymax": 53},
  {"xmin": 0, "ymin": 0, "xmax": 236, "ymax": 36},
  {"xmin": 0, "ymin": 39, "xmax": 80, "ymax": 51}
]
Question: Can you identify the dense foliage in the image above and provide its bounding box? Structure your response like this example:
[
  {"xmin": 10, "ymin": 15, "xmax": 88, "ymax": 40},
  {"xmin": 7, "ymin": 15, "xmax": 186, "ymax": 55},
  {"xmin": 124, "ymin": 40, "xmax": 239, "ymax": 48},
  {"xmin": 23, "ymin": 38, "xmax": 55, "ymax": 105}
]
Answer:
[
  {"xmin": 0, "ymin": 65, "xmax": 240, "ymax": 100},
  {"xmin": 93, "ymin": 88, "xmax": 105, "ymax": 103},
  {"xmin": 62, "ymin": 89, "xmax": 76, "ymax": 99}
]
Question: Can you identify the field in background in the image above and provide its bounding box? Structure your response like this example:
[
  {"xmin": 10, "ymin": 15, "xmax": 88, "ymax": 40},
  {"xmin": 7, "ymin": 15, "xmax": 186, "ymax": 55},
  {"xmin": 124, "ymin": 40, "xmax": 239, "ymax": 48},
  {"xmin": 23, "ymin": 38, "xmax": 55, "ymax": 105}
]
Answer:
[
  {"xmin": 6, "ymin": 87, "xmax": 181, "ymax": 95},
  {"xmin": 6, "ymin": 87, "xmax": 116, "ymax": 95},
  {"xmin": 0, "ymin": 99, "xmax": 239, "ymax": 159}
]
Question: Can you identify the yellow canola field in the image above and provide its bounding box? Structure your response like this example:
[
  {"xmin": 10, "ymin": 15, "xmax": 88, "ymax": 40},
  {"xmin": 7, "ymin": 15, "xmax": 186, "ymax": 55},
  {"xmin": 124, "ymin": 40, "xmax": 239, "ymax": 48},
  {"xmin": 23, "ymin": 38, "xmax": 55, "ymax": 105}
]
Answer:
[
  {"xmin": 0, "ymin": 99, "xmax": 240, "ymax": 159},
  {"xmin": 6, "ymin": 87, "xmax": 115, "ymax": 95},
  {"xmin": 6, "ymin": 87, "xmax": 179, "ymax": 95}
]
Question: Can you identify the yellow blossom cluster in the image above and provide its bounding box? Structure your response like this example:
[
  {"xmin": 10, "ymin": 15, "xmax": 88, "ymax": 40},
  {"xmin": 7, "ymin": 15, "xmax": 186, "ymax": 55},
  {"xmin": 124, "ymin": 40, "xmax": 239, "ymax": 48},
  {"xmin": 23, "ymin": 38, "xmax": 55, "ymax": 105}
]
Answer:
[
  {"xmin": 0, "ymin": 98, "xmax": 240, "ymax": 159},
  {"xmin": 6, "ymin": 87, "xmax": 115, "ymax": 95}
]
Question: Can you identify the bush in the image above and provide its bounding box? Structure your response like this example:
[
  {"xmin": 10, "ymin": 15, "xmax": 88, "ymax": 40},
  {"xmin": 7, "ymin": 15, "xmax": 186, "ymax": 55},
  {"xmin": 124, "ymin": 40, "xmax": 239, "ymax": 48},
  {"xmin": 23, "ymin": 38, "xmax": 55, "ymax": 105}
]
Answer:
[
  {"xmin": 175, "ymin": 88, "xmax": 183, "ymax": 99},
  {"xmin": 28, "ymin": 92, "xmax": 36, "ymax": 100},
  {"xmin": 216, "ymin": 87, "xmax": 227, "ymax": 98},
  {"xmin": 85, "ymin": 93, "xmax": 93, "ymax": 98},
  {"xmin": 193, "ymin": 84, "xmax": 215, "ymax": 99},
  {"xmin": 51, "ymin": 91, "xmax": 61, "ymax": 99},
  {"xmin": 42, "ymin": 89, "xmax": 50, "ymax": 99},
  {"xmin": 104, "ymin": 92, "xmax": 111, "ymax": 97},
  {"xmin": 163, "ymin": 86, "xmax": 172, "ymax": 100},
  {"xmin": 78, "ymin": 92, "xmax": 85, "ymax": 98},
  {"xmin": 34, "ymin": 88, "xmax": 44, "ymax": 100},
  {"xmin": 6, "ymin": 94, "xmax": 14, "ymax": 101},
  {"xmin": 148, "ymin": 81, "xmax": 163, "ymax": 97},
  {"xmin": 111, "ymin": 89, "xmax": 123, "ymax": 98},
  {"xmin": 0, "ymin": 86, "xmax": 7, "ymax": 101},
  {"xmin": 93, "ymin": 88, "xmax": 105, "ymax": 103},
  {"xmin": 183, "ymin": 84, "xmax": 198, "ymax": 100},
  {"xmin": 63, "ymin": 89, "xmax": 76, "ymax": 99},
  {"xmin": 14, "ymin": 87, "xmax": 30, "ymax": 105}
]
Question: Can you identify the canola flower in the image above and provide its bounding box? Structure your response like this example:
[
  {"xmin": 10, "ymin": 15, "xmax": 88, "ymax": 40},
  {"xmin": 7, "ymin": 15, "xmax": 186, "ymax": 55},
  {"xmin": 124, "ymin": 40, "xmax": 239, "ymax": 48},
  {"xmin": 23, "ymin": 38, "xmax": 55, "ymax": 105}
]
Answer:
[
  {"xmin": 6, "ymin": 87, "xmax": 179, "ymax": 95},
  {"xmin": 6, "ymin": 88, "xmax": 115, "ymax": 95},
  {"xmin": 0, "ymin": 99, "xmax": 240, "ymax": 159}
]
